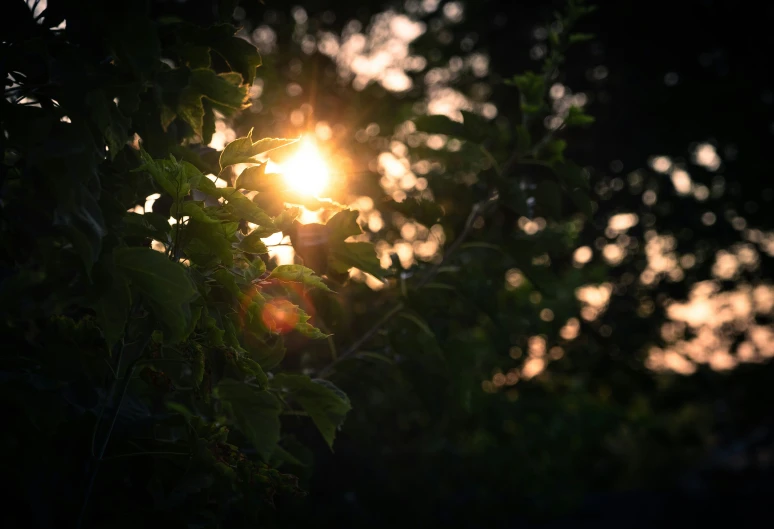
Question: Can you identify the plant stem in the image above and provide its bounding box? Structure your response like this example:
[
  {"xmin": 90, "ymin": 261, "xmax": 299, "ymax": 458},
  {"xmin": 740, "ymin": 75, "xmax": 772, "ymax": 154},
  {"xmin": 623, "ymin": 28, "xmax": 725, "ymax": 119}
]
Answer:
[{"xmin": 77, "ymin": 331, "xmax": 150, "ymax": 528}]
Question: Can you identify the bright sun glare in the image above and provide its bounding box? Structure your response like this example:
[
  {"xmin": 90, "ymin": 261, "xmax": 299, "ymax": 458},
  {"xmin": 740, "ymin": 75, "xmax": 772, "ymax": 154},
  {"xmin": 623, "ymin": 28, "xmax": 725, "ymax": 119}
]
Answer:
[{"xmin": 279, "ymin": 138, "xmax": 330, "ymax": 196}]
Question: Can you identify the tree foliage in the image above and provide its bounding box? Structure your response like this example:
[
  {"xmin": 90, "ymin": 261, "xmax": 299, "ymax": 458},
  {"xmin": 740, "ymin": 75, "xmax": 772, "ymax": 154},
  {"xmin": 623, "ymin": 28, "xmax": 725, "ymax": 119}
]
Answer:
[{"xmin": 3, "ymin": 0, "xmax": 715, "ymax": 527}]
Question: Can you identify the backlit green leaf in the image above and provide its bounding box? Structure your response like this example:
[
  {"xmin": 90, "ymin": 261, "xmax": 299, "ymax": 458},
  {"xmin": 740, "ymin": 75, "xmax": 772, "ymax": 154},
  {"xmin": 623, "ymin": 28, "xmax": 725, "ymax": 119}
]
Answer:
[
  {"xmin": 180, "ymin": 201, "xmax": 220, "ymax": 223},
  {"xmin": 325, "ymin": 209, "xmax": 362, "ymax": 242},
  {"xmin": 238, "ymin": 231, "xmax": 269, "ymax": 254},
  {"xmin": 234, "ymin": 163, "xmax": 278, "ymax": 192},
  {"xmin": 218, "ymin": 187, "xmax": 275, "ymax": 228},
  {"xmin": 269, "ymin": 265, "xmax": 332, "ymax": 292},
  {"xmin": 220, "ymin": 129, "xmax": 297, "ymax": 169}
]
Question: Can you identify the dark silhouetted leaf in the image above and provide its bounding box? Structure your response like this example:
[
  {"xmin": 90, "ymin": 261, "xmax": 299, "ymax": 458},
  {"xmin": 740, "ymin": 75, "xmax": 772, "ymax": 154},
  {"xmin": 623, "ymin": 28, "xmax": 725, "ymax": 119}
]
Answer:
[
  {"xmin": 215, "ymin": 379, "xmax": 281, "ymax": 460},
  {"xmin": 114, "ymin": 247, "xmax": 198, "ymax": 342},
  {"xmin": 272, "ymin": 374, "xmax": 351, "ymax": 449}
]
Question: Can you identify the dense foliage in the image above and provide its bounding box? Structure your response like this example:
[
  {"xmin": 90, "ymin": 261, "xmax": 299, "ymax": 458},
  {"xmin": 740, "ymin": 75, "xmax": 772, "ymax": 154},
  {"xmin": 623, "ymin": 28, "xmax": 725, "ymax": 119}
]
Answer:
[
  {"xmin": 5, "ymin": 0, "xmax": 773, "ymax": 528},
  {"xmin": 0, "ymin": 0, "xmax": 601, "ymax": 526}
]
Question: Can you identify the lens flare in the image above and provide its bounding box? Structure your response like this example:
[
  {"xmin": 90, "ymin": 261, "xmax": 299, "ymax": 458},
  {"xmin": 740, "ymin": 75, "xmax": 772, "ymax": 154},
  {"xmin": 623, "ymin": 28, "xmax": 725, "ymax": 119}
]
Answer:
[{"xmin": 279, "ymin": 138, "xmax": 330, "ymax": 196}]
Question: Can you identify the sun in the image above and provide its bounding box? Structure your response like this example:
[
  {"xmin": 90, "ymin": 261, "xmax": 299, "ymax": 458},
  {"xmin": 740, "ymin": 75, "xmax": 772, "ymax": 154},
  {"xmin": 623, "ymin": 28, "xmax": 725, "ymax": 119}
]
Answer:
[{"xmin": 279, "ymin": 137, "xmax": 330, "ymax": 196}]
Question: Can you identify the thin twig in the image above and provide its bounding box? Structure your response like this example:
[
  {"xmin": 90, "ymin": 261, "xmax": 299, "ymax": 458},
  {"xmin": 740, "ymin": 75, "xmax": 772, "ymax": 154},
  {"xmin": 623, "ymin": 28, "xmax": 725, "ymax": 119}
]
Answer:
[{"xmin": 77, "ymin": 331, "xmax": 149, "ymax": 529}]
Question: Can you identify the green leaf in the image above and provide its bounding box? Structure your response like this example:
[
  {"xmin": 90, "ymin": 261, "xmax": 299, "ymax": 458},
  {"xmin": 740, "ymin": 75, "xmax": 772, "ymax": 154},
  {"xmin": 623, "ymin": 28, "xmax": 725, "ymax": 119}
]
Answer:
[
  {"xmin": 114, "ymin": 247, "xmax": 198, "ymax": 342},
  {"xmin": 509, "ymin": 71, "xmax": 545, "ymax": 109},
  {"xmin": 91, "ymin": 269, "xmax": 131, "ymax": 348},
  {"xmin": 213, "ymin": 268, "xmax": 240, "ymax": 296},
  {"xmin": 215, "ymin": 379, "xmax": 281, "ymax": 460},
  {"xmin": 85, "ymin": 90, "xmax": 130, "ymax": 158},
  {"xmin": 184, "ymin": 220, "xmax": 234, "ymax": 266},
  {"xmin": 201, "ymin": 312, "xmax": 225, "ymax": 347},
  {"xmin": 244, "ymin": 332, "xmax": 285, "ymax": 370},
  {"xmin": 136, "ymin": 151, "xmax": 203, "ymax": 199},
  {"xmin": 174, "ymin": 44, "xmax": 211, "ymax": 69},
  {"xmin": 554, "ymin": 161, "xmax": 590, "ymax": 190},
  {"xmin": 234, "ymin": 163, "xmax": 277, "ymax": 191},
  {"xmin": 220, "ymin": 129, "xmax": 298, "ymax": 169},
  {"xmin": 272, "ymin": 374, "xmax": 351, "ymax": 449},
  {"xmin": 397, "ymin": 311, "xmax": 435, "ymax": 338},
  {"xmin": 273, "ymin": 207, "xmax": 301, "ymax": 233},
  {"xmin": 178, "ymin": 69, "xmax": 248, "ymax": 136},
  {"xmin": 414, "ymin": 114, "xmax": 465, "ymax": 137},
  {"xmin": 294, "ymin": 307, "xmax": 330, "ymax": 339},
  {"xmin": 238, "ymin": 231, "xmax": 269, "ymax": 254},
  {"xmin": 191, "ymin": 345, "xmax": 205, "ymax": 384},
  {"xmin": 180, "ymin": 201, "xmax": 220, "ymax": 223},
  {"xmin": 565, "ymin": 106, "xmax": 595, "ymax": 126},
  {"xmin": 329, "ymin": 242, "xmax": 385, "ymax": 279},
  {"xmin": 538, "ymin": 139, "xmax": 567, "ymax": 163},
  {"xmin": 218, "ymin": 187, "xmax": 275, "ymax": 228},
  {"xmin": 232, "ymin": 353, "xmax": 269, "ymax": 388},
  {"xmin": 269, "ymin": 265, "xmax": 332, "ymax": 293},
  {"xmin": 325, "ymin": 209, "xmax": 362, "ymax": 241},
  {"xmin": 216, "ymin": 35, "xmax": 262, "ymax": 85},
  {"xmin": 244, "ymin": 257, "xmax": 267, "ymax": 281},
  {"xmin": 174, "ymin": 22, "xmax": 262, "ymax": 84},
  {"xmin": 567, "ymin": 187, "xmax": 593, "ymax": 217},
  {"xmin": 123, "ymin": 212, "xmax": 171, "ymax": 242}
]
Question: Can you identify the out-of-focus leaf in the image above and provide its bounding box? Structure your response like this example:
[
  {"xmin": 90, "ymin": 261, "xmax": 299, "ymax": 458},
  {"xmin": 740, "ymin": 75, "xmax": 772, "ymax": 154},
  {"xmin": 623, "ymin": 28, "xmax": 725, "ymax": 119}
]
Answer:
[
  {"xmin": 569, "ymin": 33, "xmax": 595, "ymax": 43},
  {"xmin": 565, "ymin": 105, "xmax": 595, "ymax": 126},
  {"xmin": 535, "ymin": 179, "xmax": 562, "ymax": 219},
  {"xmin": 385, "ymin": 197, "xmax": 443, "ymax": 227},
  {"xmin": 329, "ymin": 242, "xmax": 385, "ymax": 279},
  {"xmin": 538, "ymin": 139, "xmax": 567, "ymax": 163},
  {"xmin": 554, "ymin": 161, "xmax": 590, "ymax": 190},
  {"xmin": 460, "ymin": 109, "xmax": 491, "ymax": 143},
  {"xmin": 413, "ymin": 114, "xmax": 465, "ymax": 137},
  {"xmin": 397, "ymin": 311, "xmax": 435, "ymax": 338}
]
